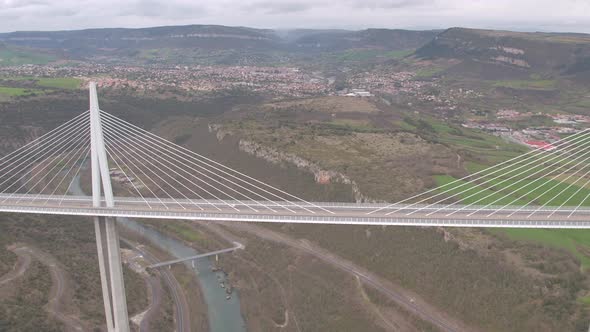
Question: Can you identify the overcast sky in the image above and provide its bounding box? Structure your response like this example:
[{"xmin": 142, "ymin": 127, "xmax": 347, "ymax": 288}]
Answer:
[{"xmin": 1, "ymin": 0, "xmax": 589, "ymax": 33}]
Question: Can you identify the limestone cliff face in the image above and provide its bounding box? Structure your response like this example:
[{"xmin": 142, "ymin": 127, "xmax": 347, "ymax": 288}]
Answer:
[
  {"xmin": 415, "ymin": 27, "xmax": 590, "ymax": 74},
  {"xmin": 491, "ymin": 55, "xmax": 530, "ymax": 68},
  {"xmin": 209, "ymin": 124, "xmax": 371, "ymax": 202}
]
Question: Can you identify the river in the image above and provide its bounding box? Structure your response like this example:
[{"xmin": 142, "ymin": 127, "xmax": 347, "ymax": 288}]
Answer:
[{"xmin": 69, "ymin": 169, "xmax": 248, "ymax": 331}]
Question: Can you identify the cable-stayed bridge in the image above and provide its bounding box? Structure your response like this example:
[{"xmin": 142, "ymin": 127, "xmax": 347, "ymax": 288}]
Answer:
[
  {"xmin": 3, "ymin": 103, "xmax": 590, "ymax": 228},
  {"xmin": 2, "ymin": 83, "xmax": 590, "ymax": 331}
]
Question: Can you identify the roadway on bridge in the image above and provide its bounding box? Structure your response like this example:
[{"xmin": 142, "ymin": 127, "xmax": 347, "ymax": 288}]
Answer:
[{"xmin": 1, "ymin": 194, "xmax": 590, "ymax": 228}]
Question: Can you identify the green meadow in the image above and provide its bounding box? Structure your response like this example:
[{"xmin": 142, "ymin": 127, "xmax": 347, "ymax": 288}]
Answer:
[
  {"xmin": 491, "ymin": 228, "xmax": 590, "ymax": 269},
  {"xmin": 36, "ymin": 77, "xmax": 82, "ymax": 89},
  {"xmin": 0, "ymin": 86, "xmax": 43, "ymax": 97}
]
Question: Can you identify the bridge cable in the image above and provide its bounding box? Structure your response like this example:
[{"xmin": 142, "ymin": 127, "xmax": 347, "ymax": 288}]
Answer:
[
  {"xmin": 57, "ymin": 148, "xmax": 91, "ymax": 206},
  {"xmin": 46, "ymin": 146, "xmax": 90, "ymax": 205},
  {"xmin": 0, "ymin": 111, "xmax": 88, "ymax": 169},
  {"xmin": 102, "ymin": 116, "xmax": 295, "ymax": 213},
  {"xmin": 485, "ymin": 144, "xmax": 590, "ymax": 217},
  {"xmin": 101, "ymin": 111, "xmax": 326, "ymax": 214},
  {"xmin": 440, "ymin": 135, "xmax": 590, "ymax": 217},
  {"xmin": 102, "ymin": 126, "xmax": 242, "ymax": 212},
  {"xmin": 528, "ymin": 161, "xmax": 590, "ymax": 218},
  {"xmin": 102, "ymin": 128, "xmax": 198, "ymax": 211},
  {"xmin": 1, "ymin": 126, "xmax": 90, "ymax": 203},
  {"xmin": 404, "ymin": 129, "xmax": 590, "ymax": 215},
  {"xmin": 370, "ymin": 128, "xmax": 590, "ymax": 214},
  {"xmin": 103, "ymin": 144, "xmax": 154, "ymax": 209},
  {"xmin": 406, "ymin": 130, "xmax": 590, "ymax": 216},
  {"xmin": 0, "ymin": 121, "xmax": 90, "ymax": 196},
  {"xmin": 0, "ymin": 112, "xmax": 89, "ymax": 182},
  {"xmin": 24, "ymin": 133, "xmax": 91, "ymax": 203},
  {"xmin": 101, "ymin": 113, "xmax": 297, "ymax": 213}
]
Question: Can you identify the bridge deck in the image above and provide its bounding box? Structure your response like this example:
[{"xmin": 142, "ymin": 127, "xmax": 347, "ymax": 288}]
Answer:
[{"xmin": 0, "ymin": 194, "xmax": 589, "ymax": 228}]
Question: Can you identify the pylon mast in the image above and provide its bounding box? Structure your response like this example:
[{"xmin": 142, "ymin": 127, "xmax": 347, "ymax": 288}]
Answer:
[{"xmin": 89, "ymin": 82, "xmax": 130, "ymax": 332}]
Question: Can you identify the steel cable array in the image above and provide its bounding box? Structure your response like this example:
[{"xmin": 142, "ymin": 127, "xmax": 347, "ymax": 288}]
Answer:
[{"xmin": 370, "ymin": 128, "xmax": 590, "ymax": 217}]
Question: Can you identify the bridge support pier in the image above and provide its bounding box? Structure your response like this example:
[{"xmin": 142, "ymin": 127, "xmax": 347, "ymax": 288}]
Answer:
[{"xmin": 95, "ymin": 217, "xmax": 129, "ymax": 332}]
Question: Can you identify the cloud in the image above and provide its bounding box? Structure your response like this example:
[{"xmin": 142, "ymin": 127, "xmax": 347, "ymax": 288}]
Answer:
[
  {"xmin": 347, "ymin": 0, "xmax": 434, "ymax": 9},
  {"xmin": 116, "ymin": 0, "xmax": 207, "ymax": 19},
  {"xmin": 0, "ymin": 0, "xmax": 49, "ymax": 9},
  {"xmin": 243, "ymin": 1, "xmax": 313, "ymax": 14}
]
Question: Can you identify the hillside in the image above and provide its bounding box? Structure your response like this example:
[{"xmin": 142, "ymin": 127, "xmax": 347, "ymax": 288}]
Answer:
[
  {"xmin": 0, "ymin": 43, "xmax": 56, "ymax": 66},
  {"xmin": 285, "ymin": 28, "xmax": 439, "ymax": 52},
  {"xmin": 416, "ymin": 27, "xmax": 590, "ymax": 77}
]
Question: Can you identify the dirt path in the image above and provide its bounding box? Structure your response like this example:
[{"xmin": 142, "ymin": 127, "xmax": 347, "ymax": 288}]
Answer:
[
  {"xmin": 198, "ymin": 221, "xmax": 477, "ymax": 332},
  {"xmin": 26, "ymin": 246, "xmax": 86, "ymax": 332},
  {"xmin": 0, "ymin": 245, "xmax": 32, "ymax": 286}
]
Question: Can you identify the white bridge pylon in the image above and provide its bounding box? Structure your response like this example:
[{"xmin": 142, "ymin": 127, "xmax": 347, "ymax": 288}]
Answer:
[{"xmin": 90, "ymin": 82, "xmax": 130, "ymax": 332}]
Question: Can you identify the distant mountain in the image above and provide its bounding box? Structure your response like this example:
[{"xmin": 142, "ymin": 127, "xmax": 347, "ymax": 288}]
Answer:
[
  {"xmin": 416, "ymin": 27, "xmax": 590, "ymax": 77},
  {"xmin": 8, "ymin": 25, "xmax": 590, "ymax": 72},
  {"xmin": 283, "ymin": 28, "xmax": 440, "ymax": 52},
  {"xmin": 0, "ymin": 24, "xmax": 438, "ymax": 63},
  {"xmin": 0, "ymin": 25, "xmax": 280, "ymax": 57}
]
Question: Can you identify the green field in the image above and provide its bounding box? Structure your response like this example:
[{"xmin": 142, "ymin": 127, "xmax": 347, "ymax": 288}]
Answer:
[
  {"xmin": 36, "ymin": 77, "xmax": 82, "ymax": 89},
  {"xmin": 492, "ymin": 79, "xmax": 557, "ymax": 90},
  {"xmin": 414, "ymin": 66, "xmax": 446, "ymax": 78},
  {"xmin": 0, "ymin": 86, "xmax": 42, "ymax": 97},
  {"xmin": 402, "ymin": 116, "xmax": 527, "ymax": 164},
  {"xmin": 493, "ymin": 228, "xmax": 590, "ymax": 269},
  {"xmin": 434, "ymin": 142, "xmax": 590, "ymax": 272},
  {"xmin": 329, "ymin": 118, "xmax": 375, "ymax": 132},
  {"xmin": 0, "ymin": 48, "xmax": 55, "ymax": 66},
  {"xmin": 0, "ymin": 77, "xmax": 81, "ymax": 99},
  {"xmin": 335, "ymin": 49, "xmax": 413, "ymax": 61}
]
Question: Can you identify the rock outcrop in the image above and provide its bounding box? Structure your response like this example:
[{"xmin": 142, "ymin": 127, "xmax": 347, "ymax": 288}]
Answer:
[{"xmin": 210, "ymin": 124, "xmax": 372, "ymax": 202}]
